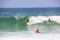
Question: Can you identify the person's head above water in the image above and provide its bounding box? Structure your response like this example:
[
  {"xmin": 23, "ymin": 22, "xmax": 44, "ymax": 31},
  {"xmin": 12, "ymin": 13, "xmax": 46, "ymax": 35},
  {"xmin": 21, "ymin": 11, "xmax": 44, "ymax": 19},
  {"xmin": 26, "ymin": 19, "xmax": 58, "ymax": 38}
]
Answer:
[{"xmin": 36, "ymin": 29, "xmax": 39, "ymax": 32}]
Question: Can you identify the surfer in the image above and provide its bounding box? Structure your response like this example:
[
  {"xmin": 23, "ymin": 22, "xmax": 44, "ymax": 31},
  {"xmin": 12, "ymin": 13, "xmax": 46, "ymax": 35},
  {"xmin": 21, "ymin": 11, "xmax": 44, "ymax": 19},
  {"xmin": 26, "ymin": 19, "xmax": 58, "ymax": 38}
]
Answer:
[
  {"xmin": 25, "ymin": 18, "xmax": 29, "ymax": 23},
  {"xmin": 35, "ymin": 29, "xmax": 40, "ymax": 33},
  {"xmin": 48, "ymin": 18, "xmax": 51, "ymax": 23},
  {"xmin": 26, "ymin": 19, "xmax": 29, "ymax": 22}
]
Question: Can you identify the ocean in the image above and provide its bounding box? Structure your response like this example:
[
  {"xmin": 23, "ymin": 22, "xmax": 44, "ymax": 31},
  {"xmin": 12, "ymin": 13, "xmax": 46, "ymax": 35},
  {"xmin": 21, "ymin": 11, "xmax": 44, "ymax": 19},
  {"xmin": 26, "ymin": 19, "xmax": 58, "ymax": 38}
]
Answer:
[{"xmin": 0, "ymin": 7, "xmax": 60, "ymax": 40}]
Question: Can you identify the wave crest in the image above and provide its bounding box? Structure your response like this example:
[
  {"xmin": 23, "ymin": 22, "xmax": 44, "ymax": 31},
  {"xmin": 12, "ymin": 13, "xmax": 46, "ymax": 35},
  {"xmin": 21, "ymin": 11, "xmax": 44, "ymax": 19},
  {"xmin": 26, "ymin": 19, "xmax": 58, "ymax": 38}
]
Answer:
[{"xmin": 27, "ymin": 16, "xmax": 60, "ymax": 25}]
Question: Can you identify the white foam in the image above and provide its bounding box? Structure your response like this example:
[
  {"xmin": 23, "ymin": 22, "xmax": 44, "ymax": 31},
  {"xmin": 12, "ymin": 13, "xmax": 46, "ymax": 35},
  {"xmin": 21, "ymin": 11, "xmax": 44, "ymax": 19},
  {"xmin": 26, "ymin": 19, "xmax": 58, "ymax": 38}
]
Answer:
[
  {"xmin": 14, "ymin": 16, "xmax": 19, "ymax": 21},
  {"xmin": 14, "ymin": 16, "xmax": 25, "ymax": 21},
  {"xmin": 27, "ymin": 16, "xmax": 60, "ymax": 25},
  {"xmin": 0, "ymin": 32, "xmax": 60, "ymax": 40}
]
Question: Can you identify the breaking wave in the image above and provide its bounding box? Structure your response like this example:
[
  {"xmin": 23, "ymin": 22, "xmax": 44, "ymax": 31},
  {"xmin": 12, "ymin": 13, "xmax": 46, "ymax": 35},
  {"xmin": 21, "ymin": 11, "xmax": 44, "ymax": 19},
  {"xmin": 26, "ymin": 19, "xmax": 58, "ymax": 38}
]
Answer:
[
  {"xmin": 0, "ymin": 16, "xmax": 60, "ymax": 33},
  {"xmin": 27, "ymin": 16, "xmax": 60, "ymax": 33},
  {"xmin": 27, "ymin": 16, "xmax": 60, "ymax": 25}
]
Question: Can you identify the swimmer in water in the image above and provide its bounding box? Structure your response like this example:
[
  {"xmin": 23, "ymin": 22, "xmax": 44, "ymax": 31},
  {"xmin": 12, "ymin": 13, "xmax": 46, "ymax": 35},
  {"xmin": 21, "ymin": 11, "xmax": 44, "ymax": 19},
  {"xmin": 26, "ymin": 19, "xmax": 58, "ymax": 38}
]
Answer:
[
  {"xmin": 48, "ymin": 18, "xmax": 51, "ymax": 23},
  {"xmin": 35, "ymin": 29, "xmax": 40, "ymax": 33}
]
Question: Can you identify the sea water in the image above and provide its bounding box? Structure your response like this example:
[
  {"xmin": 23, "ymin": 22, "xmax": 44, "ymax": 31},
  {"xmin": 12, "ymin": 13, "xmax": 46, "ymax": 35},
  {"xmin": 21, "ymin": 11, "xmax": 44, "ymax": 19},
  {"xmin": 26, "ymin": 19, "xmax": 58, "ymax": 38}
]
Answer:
[{"xmin": 0, "ymin": 8, "xmax": 60, "ymax": 40}]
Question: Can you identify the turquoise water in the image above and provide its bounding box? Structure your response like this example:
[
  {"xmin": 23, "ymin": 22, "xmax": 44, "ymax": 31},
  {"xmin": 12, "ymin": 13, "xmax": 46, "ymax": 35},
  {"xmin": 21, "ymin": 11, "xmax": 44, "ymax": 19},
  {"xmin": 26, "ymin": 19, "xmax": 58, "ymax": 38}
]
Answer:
[{"xmin": 0, "ymin": 16, "xmax": 28, "ymax": 31}]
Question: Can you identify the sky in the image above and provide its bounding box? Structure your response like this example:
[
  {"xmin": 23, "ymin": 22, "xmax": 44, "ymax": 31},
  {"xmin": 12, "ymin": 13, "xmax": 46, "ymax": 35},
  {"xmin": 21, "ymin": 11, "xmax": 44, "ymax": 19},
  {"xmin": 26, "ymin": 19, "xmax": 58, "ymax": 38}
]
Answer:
[{"xmin": 0, "ymin": 0, "xmax": 60, "ymax": 8}]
